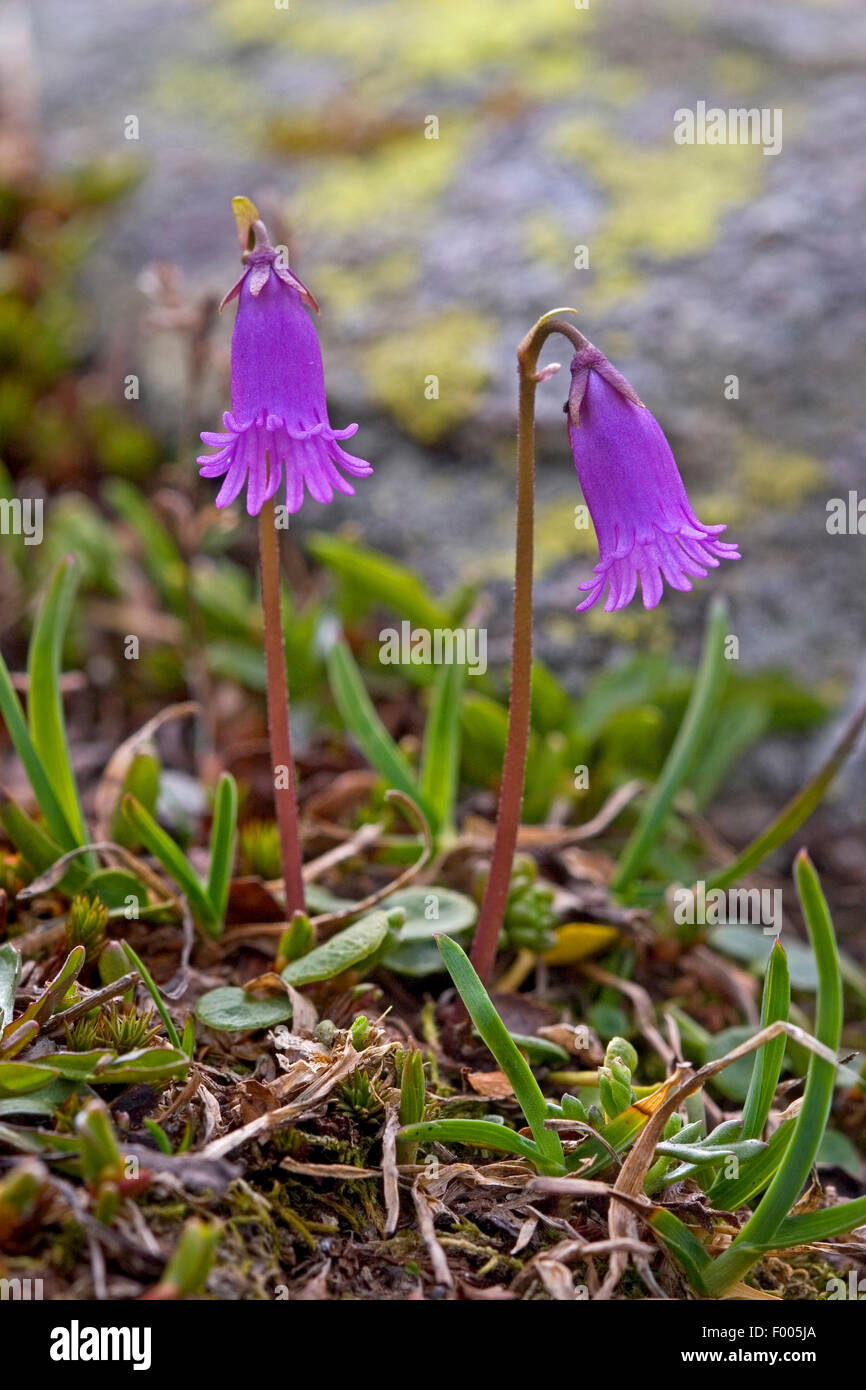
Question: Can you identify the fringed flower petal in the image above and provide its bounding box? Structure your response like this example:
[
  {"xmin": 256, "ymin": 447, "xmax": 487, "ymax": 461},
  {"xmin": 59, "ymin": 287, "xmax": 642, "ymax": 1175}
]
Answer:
[
  {"xmin": 200, "ymin": 246, "xmax": 371, "ymax": 516},
  {"xmin": 569, "ymin": 352, "xmax": 739, "ymax": 613}
]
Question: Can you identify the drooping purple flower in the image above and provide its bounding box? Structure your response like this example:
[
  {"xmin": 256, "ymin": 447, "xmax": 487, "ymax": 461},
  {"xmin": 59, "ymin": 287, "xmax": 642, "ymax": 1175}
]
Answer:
[
  {"xmin": 198, "ymin": 229, "xmax": 372, "ymax": 516},
  {"xmin": 567, "ymin": 343, "xmax": 739, "ymax": 612}
]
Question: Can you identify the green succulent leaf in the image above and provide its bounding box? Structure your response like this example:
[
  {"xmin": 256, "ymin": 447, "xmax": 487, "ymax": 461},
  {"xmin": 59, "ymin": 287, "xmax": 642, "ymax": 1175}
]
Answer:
[
  {"xmin": 281, "ymin": 910, "xmax": 396, "ymax": 986},
  {"xmin": 195, "ymin": 986, "xmax": 293, "ymax": 1033}
]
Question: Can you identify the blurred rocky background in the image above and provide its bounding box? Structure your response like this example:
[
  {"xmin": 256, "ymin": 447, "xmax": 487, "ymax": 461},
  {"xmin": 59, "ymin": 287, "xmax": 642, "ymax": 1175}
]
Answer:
[{"xmin": 3, "ymin": 0, "xmax": 865, "ymax": 853}]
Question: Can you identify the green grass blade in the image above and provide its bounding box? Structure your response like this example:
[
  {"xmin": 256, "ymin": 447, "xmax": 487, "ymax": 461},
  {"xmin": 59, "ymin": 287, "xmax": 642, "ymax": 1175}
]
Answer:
[
  {"xmin": 770, "ymin": 1197, "xmax": 866, "ymax": 1247},
  {"xmin": 396, "ymin": 1118, "xmax": 546, "ymax": 1166},
  {"xmin": 0, "ymin": 790, "xmax": 89, "ymax": 893},
  {"xmin": 705, "ymin": 852, "xmax": 843, "ymax": 1294},
  {"xmin": 707, "ymin": 1116, "xmax": 795, "ymax": 1209},
  {"xmin": 703, "ymin": 702, "xmax": 866, "ymax": 893},
  {"xmin": 308, "ymin": 533, "xmax": 449, "ymax": 632},
  {"xmin": 740, "ymin": 938, "xmax": 790, "ymax": 1140},
  {"xmin": 0, "ymin": 652, "xmax": 78, "ymax": 853},
  {"xmin": 325, "ymin": 637, "xmax": 430, "ymax": 816},
  {"xmin": 26, "ymin": 558, "xmax": 92, "ymax": 861},
  {"xmin": 649, "ymin": 1208, "xmax": 711, "ymax": 1293},
  {"xmin": 120, "ymin": 942, "xmax": 181, "ymax": 1049},
  {"xmin": 121, "ymin": 795, "xmax": 218, "ymax": 936},
  {"xmin": 206, "ymin": 774, "xmax": 237, "ymax": 935},
  {"xmin": 419, "ymin": 659, "xmax": 465, "ymax": 835},
  {"xmin": 436, "ymin": 934, "xmax": 564, "ymax": 1168},
  {"xmin": 611, "ymin": 599, "xmax": 729, "ymax": 895}
]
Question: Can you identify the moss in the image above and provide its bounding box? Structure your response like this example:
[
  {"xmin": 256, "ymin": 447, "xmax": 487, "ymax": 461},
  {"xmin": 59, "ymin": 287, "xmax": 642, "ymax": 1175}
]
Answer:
[{"xmin": 361, "ymin": 309, "xmax": 495, "ymax": 442}]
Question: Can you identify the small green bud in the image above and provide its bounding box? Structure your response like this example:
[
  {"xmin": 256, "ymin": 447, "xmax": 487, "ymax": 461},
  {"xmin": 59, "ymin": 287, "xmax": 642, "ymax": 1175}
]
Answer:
[
  {"xmin": 314, "ymin": 1019, "xmax": 336, "ymax": 1048},
  {"xmin": 396, "ymin": 1048, "xmax": 426, "ymax": 1165},
  {"xmin": 76, "ymin": 1099, "xmax": 123, "ymax": 1188},
  {"xmin": 586, "ymin": 1103, "xmax": 605, "ymax": 1130},
  {"xmin": 350, "ymin": 1015, "xmax": 370, "ymax": 1049},
  {"xmin": 598, "ymin": 1057, "xmax": 635, "ymax": 1121},
  {"xmin": 156, "ymin": 1218, "xmax": 220, "ymax": 1298},
  {"xmin": 560, "ymin": 1092, "xmax": 589, "ymax": 1123},
  {"xmin": 275, "ymin": 912, "xmax": 313, "ymax": 971},
  {"xmin": 604, "ymin": 1036, "xmax": 638, "ymax": 1074}
]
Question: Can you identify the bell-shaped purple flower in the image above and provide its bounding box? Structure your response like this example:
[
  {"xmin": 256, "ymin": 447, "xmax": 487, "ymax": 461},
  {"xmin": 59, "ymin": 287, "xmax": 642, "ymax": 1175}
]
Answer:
[
  {"xmin": 198, "ymin": 236, "xmax": 372, "ymax": 516},
  {"xmin": 567, "ymin": 343, "xmax": 739, "ymax": 612}
]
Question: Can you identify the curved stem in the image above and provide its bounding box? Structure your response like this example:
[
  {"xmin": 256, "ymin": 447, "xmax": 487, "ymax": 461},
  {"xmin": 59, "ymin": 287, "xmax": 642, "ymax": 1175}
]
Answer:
[
  {"xmin": 469, "ymin": 313, "xmax": 584, "ymax": 982},
  {"xmin": 258, "ymin": 501, "xmax": 306, "ymax": 917}
]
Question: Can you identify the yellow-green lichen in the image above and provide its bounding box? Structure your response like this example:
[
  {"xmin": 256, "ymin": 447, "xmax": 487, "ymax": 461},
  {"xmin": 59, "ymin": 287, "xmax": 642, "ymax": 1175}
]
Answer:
[
  {"xmin": 290, "ymin": 126, "xmax": 468, "ymax": 236},
  {"xmin": 218, "ymin": 0, "xmax": 595, "ymax": 86},
  {"xmin": 736, "ymin": 438, "xmax": 825, "ymax": 509},
  {"xmin": 548, "ymin": 120, "xmax": 767, "ymax": 303},
  {"xmin": 361, "ymin": 309, "xmax": 495, "ymax": 443}
]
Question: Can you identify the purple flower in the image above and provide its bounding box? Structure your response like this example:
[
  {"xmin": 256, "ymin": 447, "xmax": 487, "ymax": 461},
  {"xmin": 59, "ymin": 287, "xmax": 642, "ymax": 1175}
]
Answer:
[
  {"xmin": 567, "ymin": 344, "xmax": 739, "ymax": 612},
  {"xmin": 198, "ymin": 235, "xmax": 371, "ymax": 516}
]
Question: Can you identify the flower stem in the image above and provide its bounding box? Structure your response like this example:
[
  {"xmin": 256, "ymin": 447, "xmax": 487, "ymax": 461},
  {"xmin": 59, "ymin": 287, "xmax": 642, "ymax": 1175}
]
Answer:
[
  {"xmin": 470, "ymin": 312, "xmax": 585, "ymax": 982},
  {"xmin": 258, "ymin": 500, "xmax": 305, "ymax": 917}
]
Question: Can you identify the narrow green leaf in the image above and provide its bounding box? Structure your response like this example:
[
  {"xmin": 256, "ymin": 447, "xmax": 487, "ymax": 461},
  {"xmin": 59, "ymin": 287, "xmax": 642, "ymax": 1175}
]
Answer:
[
  {"xmin": 396, "ymin": 1118, "xmax": 548, "ymax": 1166},
  {"xmin": 121, "ymin": 941, "xmax": 181, "ymax": 1049},
  {"xmin": 8, "ymin": 946, "xmax": 85, "ymax": 1036},
  {"xmin": 121, "ymin": 795, "xmax": 217, "ymax": 936},
  {"xmin": 740, "ymin": 938, "xmax": 790, "ymax": 1140},
  {"xmin": 0, "ymin": 651, "xmax": 78, "ymax": 852},
  {"xmin": 419, "ymin": 659, "xmax": 466, "ymax": 835},
  {"xmin": 770, "ymin": 1197, "xmax": 866, "ymax": 1247},
  {"xmin": 707, "ymin": 1116, "xmax": 795, "ymax": 1209},
  {"xmin": 325, "ymin": 638, "xmax": 428, "ymax": 817},
  {"xmin": 206, "ymin": 773, "xmax": 238, "ymax": 934},
  {"xmin": 0, "ymin": 943, "xmax": 21, "ymax": 1030},
  {"xmin": 0, "ymin": 1061, "xmax": 60, "ymax": 1096},
  {"xmin": 0, "ymin": 790, "xmax": 89, "ymax": 894},
  {"xmin": 612, "ymin": 599, "xmax": 729, "ymax": 894},
  {"xmin": 649, "ymin": 1208, "xmax": 711, "ymax": 1293},
  {"xmin": 26, "ymin": 558, "xmax": 92, "ymax": 860},
  {"xmin": 436, "ymin": 934, "xmax": 564, "ymax": 1169},
  {"xmin": 704, "ymin": 701, "xmax": 866, "ymax": 893},
  {"xmin": 705, "ymin": 853, "xmax": 843, "ymax": 1295}
]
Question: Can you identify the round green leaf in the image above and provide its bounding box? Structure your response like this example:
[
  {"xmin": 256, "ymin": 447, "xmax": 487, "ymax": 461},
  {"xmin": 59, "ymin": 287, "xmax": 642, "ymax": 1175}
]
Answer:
[
  {"xmin": 196, "ymin": 987, "xmax": 293, "ymax": 1033},
  {"xmin": 383, "ymin": 886, "xmax": 476, "ymax": 976},
  {"xmin": 85, "ymin": 868, "xmax": 148, "ymax": 913}
]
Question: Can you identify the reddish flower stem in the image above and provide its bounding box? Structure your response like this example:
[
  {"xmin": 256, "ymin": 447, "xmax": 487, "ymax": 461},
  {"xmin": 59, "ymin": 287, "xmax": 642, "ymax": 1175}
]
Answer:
[
  {"xmin": 470, "ymin": 313, "xmax": 586, "ymax": 983},
  {"xmin": 258, "ymin": 500, "xmax": 306, "ymax": 917}
]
